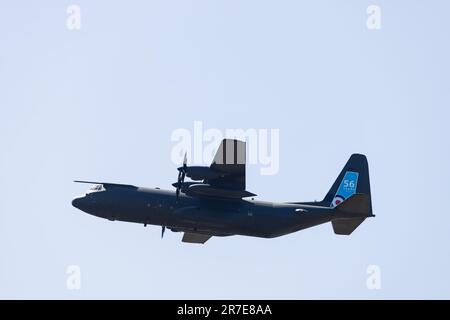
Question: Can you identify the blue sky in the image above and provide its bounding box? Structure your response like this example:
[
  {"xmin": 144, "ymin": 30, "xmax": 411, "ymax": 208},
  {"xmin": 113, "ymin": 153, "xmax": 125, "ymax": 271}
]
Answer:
[{"xmin": 1, "ymin": 1, "xmax": 449, "ymax": 299}]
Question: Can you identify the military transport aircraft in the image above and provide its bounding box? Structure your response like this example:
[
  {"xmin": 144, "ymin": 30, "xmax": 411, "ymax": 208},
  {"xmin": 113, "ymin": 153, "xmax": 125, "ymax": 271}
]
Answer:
[{"xmin": 72, "ymin": 139, "xmax": 374, "ymax": 244}]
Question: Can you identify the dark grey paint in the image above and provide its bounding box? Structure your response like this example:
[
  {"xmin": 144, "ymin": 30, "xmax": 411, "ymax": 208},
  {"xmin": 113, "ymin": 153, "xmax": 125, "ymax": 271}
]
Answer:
[{"xmin": 72, "ymin": 154, "xmax": 374, "ymax": 241}]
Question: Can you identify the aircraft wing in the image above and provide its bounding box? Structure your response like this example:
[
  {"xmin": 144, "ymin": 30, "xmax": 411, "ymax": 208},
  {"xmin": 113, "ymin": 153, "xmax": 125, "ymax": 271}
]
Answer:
[
  {"xmin": 74, "ymin": 180, "xmax": 137, "ymax": 189},
  {"xmin": 182, "ymin": 232, "xmax": 212, "ymax": 244},
  {"xmin": 206, "ymin": 139, "xmax": 246, "ymax": 190},
  {"xmin": 173, "ymin": 139, "xmax": 256, "ymax": 199}
]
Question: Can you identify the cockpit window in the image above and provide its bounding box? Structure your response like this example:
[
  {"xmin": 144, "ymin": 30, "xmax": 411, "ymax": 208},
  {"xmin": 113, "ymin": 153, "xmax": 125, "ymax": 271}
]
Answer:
[{"xmin": 87, "ymin": 184, "xmax": 105, "ymax": 193}]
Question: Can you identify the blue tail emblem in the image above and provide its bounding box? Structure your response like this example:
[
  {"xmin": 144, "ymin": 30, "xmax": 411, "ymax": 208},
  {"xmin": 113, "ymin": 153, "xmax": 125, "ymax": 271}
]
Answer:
[{"xmin": 331, "ymin": 171, "xmax": 359, "ymax": 207}]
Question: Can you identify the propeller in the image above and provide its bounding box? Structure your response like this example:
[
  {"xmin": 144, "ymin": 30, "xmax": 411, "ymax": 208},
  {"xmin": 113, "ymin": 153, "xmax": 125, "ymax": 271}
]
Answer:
[{"xmin": 175, "ymin": 152, "xmax": 188, "ymax": 199}]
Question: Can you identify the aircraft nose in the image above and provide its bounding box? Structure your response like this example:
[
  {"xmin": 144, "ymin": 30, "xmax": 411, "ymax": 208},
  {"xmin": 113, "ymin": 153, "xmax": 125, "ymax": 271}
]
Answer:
[{"xmin": 72, "ymin": 196, "xmax": 85, "ymax": 209}]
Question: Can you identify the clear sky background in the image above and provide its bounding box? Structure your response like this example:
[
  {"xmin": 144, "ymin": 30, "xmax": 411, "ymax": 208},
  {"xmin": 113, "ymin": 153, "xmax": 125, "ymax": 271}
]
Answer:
[{"xmin": 1, "ymin": 1, "xmax": 449, "ymax": 299}]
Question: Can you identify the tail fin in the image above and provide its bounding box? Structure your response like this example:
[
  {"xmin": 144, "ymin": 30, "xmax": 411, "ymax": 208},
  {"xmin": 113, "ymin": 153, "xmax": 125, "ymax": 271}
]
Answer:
[
  {"xmin": 324, "ymin": 154, "xmax": 373, "ymax": 235},
  {"xmin": 324, "ymin": 154, "xmax": 372, "ymax": 208}
]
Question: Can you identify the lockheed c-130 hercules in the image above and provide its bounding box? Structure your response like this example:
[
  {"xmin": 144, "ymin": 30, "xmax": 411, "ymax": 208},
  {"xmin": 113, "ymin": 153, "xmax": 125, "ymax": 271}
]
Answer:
[{"xmin": 72, "ymin": 139, "xmax": 374, "ymax": 244}]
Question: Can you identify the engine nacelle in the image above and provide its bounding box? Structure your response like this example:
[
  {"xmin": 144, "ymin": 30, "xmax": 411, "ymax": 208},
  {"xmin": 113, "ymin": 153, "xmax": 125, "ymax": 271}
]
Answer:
[{"xmin": 183, "ymin": 166, "xmax": 222, "ymax": 181}]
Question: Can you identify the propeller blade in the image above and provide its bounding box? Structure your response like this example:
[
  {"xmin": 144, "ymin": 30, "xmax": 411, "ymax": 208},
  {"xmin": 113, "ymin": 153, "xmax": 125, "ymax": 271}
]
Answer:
[
  {"xmin": 176, "ymin": 168, "xmax": 182, "ymax": 199},
  {"xmin": 161, "ymin": 226, "xmax": 166, "ymax": 238},
  {"xmin": 175, "ymin": 152, "xmax": 188, "ymax": 201}
]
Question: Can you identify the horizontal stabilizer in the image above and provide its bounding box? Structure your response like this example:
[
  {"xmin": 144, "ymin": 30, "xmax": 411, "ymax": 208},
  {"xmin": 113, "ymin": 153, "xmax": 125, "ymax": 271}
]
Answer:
[
  {"xmin": 182, "ymin": 232, "xmax": 212, "ymax": 244},
  {"xmin": 332, "ymin": 193, "xmax": 374, "ymax": 235},
  {"xmin": 335, "ymin": 193, "xmax": 373, "ymax": 218},
  {"xmin": 332, "ymin": 218, "xmax": 366, "ymax": 235}
]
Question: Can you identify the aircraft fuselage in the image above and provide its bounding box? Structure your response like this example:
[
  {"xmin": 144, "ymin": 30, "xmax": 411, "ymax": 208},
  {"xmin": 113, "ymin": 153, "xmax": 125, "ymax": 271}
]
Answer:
[{"xmin": 72, "ymin": 186, "xmax": 334, "ymax": 238}]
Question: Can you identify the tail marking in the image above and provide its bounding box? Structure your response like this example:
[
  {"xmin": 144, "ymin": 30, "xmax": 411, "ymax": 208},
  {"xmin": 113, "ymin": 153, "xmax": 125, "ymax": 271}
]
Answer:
[{"xmin": 331, "ymin": 171, "xmax": 359, "ymax": 207}]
